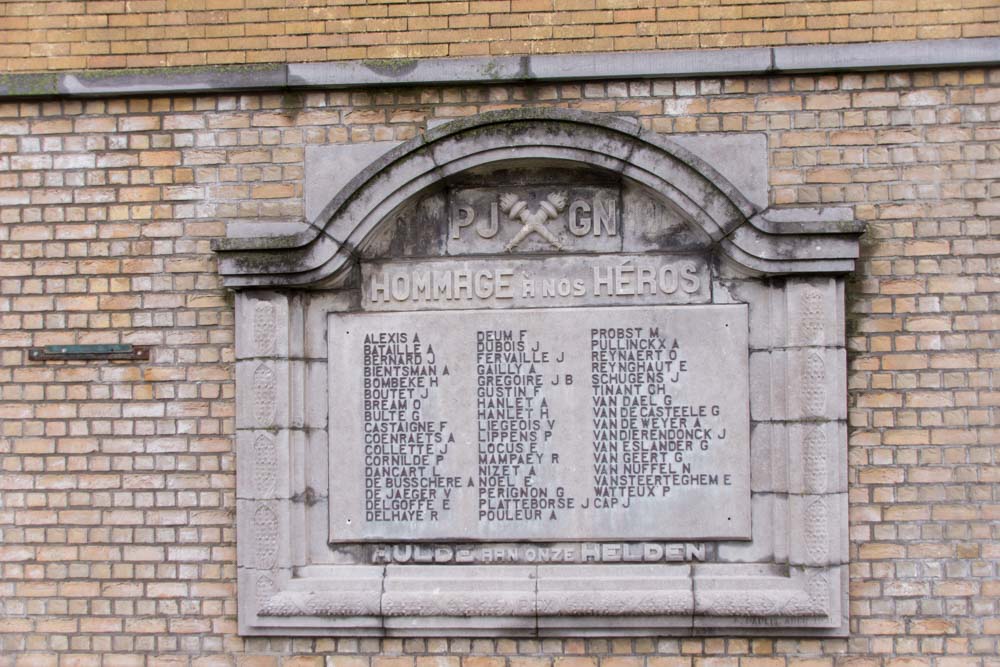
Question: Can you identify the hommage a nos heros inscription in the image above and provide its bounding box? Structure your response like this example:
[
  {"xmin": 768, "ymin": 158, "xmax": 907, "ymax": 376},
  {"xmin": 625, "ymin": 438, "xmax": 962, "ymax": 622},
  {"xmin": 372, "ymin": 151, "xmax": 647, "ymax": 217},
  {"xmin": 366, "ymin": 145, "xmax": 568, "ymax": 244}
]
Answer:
[{"xmin": 327, "ymin": 305, "xmax": 751, "ymax": 543}]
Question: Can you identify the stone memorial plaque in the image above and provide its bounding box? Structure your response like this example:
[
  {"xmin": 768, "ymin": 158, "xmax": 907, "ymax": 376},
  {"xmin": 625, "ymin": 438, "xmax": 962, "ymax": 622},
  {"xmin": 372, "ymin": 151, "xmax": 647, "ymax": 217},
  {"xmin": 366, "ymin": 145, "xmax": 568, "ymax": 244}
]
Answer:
[
  {"xmin": 223, "ymin": 109, "xmax": 860, "ymax": 636},
  {"xmin": 328, "ymin": 304, "xmax": 750, "ymax": 542}
]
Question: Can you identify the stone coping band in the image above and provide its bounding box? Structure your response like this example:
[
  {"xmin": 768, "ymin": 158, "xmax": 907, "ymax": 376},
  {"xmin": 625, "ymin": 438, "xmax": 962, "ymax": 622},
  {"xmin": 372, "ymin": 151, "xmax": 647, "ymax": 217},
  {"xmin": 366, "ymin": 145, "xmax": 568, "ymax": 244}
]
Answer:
[{"xmin": 1, "ymin": 37, "xmax": 997, "ymax": 99}]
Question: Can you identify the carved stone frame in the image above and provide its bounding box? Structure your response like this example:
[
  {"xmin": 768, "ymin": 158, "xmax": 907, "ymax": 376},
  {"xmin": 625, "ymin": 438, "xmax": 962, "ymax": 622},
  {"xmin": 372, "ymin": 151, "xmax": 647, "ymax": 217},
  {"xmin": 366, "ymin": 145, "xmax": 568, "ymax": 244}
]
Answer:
[{"xmin": 220, "ymin": 109, "xmax": 861, "ymax": 636}]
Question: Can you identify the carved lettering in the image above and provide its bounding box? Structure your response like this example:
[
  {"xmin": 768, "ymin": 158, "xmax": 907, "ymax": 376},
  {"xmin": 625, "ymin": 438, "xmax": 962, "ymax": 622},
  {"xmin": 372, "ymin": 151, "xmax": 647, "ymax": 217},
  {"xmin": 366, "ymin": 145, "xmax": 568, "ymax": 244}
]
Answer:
[
  {"xmin": 369, "ymin": 542, "xmax": 711, "ymax": 564},
  {"xmin": 568, "ymin": 200, "xmax": 591, "ymax": 236},
  {"xmin": 329, "ymin": 305, "xmax": 750, "ymax": 542},
  {"xmin": 447, "ymin": 186, "xmax": 621, "ymax": 253},
  {"xmin": 365, "ymin": 257, "xmax": 707, "ymax": 307},
  {"xmin": 595, "ymin": 198, "xmax": 616, "ymax": 236}
]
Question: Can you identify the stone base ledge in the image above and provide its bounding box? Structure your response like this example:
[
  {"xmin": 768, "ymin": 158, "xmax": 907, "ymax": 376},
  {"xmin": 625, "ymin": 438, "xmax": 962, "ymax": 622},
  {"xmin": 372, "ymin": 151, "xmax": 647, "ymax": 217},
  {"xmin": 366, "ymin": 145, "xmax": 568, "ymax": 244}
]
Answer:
[{"xmin": 237, "ymin": 564, "xmax": 848, "ymax": 637}]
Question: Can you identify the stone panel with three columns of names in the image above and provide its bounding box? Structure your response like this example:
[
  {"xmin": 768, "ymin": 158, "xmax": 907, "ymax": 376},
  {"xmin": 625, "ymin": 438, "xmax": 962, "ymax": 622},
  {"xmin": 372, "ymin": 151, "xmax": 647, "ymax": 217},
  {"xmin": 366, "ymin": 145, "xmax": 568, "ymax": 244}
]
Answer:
[{"xmin": 328, "ymin": 304, "xmax": 751, "ymax": 543}]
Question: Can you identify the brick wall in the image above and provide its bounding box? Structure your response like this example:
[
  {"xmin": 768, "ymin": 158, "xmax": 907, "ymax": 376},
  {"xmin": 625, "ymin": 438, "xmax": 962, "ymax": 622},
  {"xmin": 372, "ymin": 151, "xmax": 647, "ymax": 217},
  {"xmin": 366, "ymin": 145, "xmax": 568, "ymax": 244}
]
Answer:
[
  {"xmin": 1, "ymin": 0, "xmax": 999, "ymax": 72},
  {"xmin": 1, "ymin": 68, "xmax": 999, "ymax": 664}
]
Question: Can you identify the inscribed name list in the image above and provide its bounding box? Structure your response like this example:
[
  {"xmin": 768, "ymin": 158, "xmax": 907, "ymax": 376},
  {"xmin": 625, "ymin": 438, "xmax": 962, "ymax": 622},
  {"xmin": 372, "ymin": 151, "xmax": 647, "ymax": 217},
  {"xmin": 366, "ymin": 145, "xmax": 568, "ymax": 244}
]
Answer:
[{"xmin": 328, "ymin": 305, "xmax": 750, "ymax": 542}]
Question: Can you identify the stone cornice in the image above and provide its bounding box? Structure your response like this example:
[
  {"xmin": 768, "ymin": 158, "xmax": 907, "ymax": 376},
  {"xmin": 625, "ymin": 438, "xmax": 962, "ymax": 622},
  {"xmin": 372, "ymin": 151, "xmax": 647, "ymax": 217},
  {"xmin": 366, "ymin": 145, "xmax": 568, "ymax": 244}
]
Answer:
[
  {"xmin": 1, "ymin": 37, "xmax": 997, "ymax": 99},
  {"xmin": 213, "ymin": 108, "xmax": 865, "ymax": 287}
]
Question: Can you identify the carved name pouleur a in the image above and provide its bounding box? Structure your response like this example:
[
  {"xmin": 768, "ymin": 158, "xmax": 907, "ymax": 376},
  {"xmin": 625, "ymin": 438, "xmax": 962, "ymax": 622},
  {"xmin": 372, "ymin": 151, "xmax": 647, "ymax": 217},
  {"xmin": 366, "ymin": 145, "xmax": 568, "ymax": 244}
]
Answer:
[{"xmin": 217, "ymin": 109, "xmax": 862, "ymax": 637}]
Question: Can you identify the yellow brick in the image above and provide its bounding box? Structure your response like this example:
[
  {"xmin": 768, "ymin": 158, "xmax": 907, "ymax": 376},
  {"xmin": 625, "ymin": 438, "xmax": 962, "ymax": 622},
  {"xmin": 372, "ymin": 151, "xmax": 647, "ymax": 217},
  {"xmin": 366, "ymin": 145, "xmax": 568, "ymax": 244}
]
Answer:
[
  {"xmin": 251, "ymin": 183, "xmax": 295, "ymax": 199},
  {"xmin": 282, "ymin": 658, "xmax": 325, "ymax": 667},
  {"xmin": 139, "ymin": 150, "xmax": 181, "ymax": 167},
  {"xmin": 910, "ymin": 618, "xmax": 957, "ymax": 635}
]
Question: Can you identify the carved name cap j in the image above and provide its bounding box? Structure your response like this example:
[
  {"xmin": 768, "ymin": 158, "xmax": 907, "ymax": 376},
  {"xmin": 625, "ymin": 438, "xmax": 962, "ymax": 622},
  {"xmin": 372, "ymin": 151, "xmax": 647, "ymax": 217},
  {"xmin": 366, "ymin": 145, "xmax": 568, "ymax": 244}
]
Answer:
[{"xmin": 213, "ymin": 108, "xmax": 865, "ymax": 287}]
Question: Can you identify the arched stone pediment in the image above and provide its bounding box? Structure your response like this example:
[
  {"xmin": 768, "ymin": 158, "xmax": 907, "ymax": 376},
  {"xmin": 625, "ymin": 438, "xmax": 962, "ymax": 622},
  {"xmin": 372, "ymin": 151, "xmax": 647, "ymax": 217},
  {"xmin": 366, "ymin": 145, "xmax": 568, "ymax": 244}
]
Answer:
[{"xmin": 214, "ymin": 108, "xmax": 863, "ymax": 287}]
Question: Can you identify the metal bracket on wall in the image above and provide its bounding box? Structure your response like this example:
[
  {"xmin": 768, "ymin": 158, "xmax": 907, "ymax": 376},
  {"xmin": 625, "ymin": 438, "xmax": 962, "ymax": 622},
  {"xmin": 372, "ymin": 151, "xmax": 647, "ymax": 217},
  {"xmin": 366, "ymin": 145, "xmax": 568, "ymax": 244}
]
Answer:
[{"xmin": 28, "ymin": 344, "xmax": 151, "ymax": 362}]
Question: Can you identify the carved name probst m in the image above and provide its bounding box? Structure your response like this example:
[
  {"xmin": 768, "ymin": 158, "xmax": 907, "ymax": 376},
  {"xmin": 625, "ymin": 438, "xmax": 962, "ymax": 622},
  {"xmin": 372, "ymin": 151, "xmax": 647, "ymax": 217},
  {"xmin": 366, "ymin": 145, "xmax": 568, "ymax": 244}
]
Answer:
[{"xmin": 216, "ymin": 108, "xmax": 862, "ymax": 637}]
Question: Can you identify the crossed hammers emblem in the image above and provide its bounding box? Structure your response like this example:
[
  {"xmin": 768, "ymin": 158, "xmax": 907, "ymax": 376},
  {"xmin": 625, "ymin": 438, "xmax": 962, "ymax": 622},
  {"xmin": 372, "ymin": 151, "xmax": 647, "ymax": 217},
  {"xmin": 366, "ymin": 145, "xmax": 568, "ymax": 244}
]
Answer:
[{"xmin": 499, "ymin": 191, "xmax": 567, "ymax": 252}]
